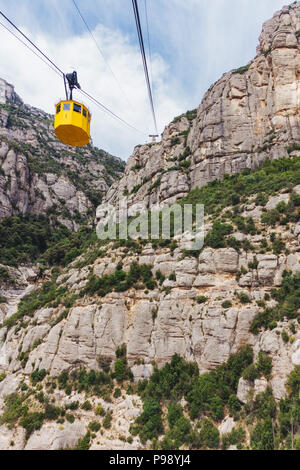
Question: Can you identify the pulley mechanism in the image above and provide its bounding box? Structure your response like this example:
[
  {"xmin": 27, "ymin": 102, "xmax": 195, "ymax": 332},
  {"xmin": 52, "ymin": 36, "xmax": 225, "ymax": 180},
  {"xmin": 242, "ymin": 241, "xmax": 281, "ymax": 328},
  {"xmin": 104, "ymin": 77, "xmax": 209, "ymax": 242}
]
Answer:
[
  {"xmin": 64, "ymin": 71, "xmax": 81, "ymax": 100},
  {"xmin": 54, "ymin": 71, "xmax": 91, "ymax": 147}
]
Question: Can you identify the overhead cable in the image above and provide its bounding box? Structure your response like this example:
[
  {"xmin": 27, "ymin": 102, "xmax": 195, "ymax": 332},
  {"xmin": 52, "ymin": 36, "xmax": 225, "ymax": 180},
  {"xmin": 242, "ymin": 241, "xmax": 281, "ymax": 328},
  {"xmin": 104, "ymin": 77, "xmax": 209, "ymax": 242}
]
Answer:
[
  {"xmin": 72, "ymin": 0, "xmax": 133, "ymax": 109},
  {"xmin": 0, "ymin": 9, "xmax": 146, "ymax": 135},
  {"xmin": 132, "ymin": 0, "xmax": 158, "ymax": 134}
]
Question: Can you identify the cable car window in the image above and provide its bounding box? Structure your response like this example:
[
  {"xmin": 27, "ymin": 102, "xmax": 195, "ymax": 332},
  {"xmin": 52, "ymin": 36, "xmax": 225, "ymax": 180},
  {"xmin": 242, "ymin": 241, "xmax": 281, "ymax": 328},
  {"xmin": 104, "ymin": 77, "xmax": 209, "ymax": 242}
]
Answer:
[
  {"xmin": 73, "ymin": 103, "xmax": 81, "ymax": 113},
  {"xmin": 83, "ymin": 108, "xmax": 87, "ymax": 117},
  {"xmin": 63, "ymin": 103, "xmax": 71, "ymax": 111},
  {"xmin": 56, "ymin": 104, "xmax": 61, "ymax": 114}
]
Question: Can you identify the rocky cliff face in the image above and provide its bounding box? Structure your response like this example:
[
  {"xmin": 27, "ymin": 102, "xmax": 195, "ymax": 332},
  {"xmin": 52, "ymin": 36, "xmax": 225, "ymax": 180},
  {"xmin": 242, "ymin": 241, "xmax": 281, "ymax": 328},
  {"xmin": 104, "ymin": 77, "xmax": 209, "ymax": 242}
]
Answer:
[
  {"xmin": 0, "ymin": 4, "xmax": 300, "ymax": 451},
  {"xmin": 2, "ymin": 188, "xmax": 300, "ymax": 394},
  {"xmin": 0, "ymin": 181, "xmax": 300, "ymax": 449},
  {"xmin": 100, "ymin": 2, "xmax": 300, "ymax": 217},
  {"xmin": 0, "ymin": 79, "xmax": 125, "ymax": 230}
]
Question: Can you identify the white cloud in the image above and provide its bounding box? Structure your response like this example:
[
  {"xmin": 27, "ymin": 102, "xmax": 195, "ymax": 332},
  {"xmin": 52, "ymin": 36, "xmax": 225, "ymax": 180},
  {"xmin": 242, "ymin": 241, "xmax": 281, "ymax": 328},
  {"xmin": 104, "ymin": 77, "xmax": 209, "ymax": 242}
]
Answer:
[
  {"xmin": 0, "ymin": 21, "xmax": 186, "ymax": 159},
  {"xmin": 145, "ymin": 0, "xmax": 288, "ymax": 105}
]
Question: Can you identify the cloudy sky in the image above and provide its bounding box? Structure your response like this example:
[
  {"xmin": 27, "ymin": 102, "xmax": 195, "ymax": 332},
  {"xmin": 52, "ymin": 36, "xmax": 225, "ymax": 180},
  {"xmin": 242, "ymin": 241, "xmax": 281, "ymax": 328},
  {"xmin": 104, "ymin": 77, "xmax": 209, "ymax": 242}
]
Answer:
[{"xmin": 0, "ymin": 0, "xmax": 289, "ymax": 159}]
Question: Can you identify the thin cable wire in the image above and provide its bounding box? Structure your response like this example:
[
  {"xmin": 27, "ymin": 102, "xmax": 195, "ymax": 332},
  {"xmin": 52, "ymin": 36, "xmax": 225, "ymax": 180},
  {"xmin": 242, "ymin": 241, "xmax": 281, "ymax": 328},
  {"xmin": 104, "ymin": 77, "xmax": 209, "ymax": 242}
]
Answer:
[
  {"xmin": 144, "ymin": 0, "xmax": 153, "ymax": 95},
  {"xmin": 0, "ymin": 9, "xmax": 146, "ymax": 135},
  {"xmin": 132, "ymin": 0, "xmax": 157, "ymax": 134},
  {"xmin": 0, "ymin": 20, "xmax": 62, "ymax": 79},
  {"xmin": 0, "ymin": 10, "xmax": 65, "ymax": 76},
  {"xmin": 72, "ymin": 0, "xmax": 132, "ymax": 109},
  {"xmin": 79, "ymin": 88, "xmax": 145, "ymax": 135}
]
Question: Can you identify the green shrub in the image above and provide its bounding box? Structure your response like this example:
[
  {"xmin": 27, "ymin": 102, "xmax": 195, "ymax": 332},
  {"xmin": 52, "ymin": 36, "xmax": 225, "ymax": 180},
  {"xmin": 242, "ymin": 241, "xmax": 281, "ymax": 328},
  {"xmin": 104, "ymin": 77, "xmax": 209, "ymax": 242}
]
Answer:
[
  {"xmin": 253, "ymin": 388, "xmax": 277, "ymax": 421},
  {"xmin": 63, "ymin": 367, "xmax": 112, "ymax": 396},
  {"xmin": 136, "ymin": 398, "xmax": 163, "ymax": 441},
  {"xmin": 281, "ymin": 331, "xmax": 289, "ymax": 343},
  {"xmin": 205, "ymin": 221, "xmax": 233, "ymax": 248},
  {"xmin": 103, "ymin": 410, "xmax": 113, "ymax": 429},
  {"xmin": 20, "ymin": 412, "xmax": 44, "ymax": 439},
  {"xmin": 187, "ymin": 346, "xmax": 253, "ymax": 420},
  {"xmin": 256, "ymin": 352, "xmax": 272, "ymax": 378},
  {"xmin": 95, "ymin": 405, "xmax": 105, "ymax": 416},
  {"xmin": 226, "ymin": 237, "xmax": 241, "ymax": 251},
  {"xmin": 0, "ymin": 266, "xmax": 13, "ymax": 285},
  {"xmin": 149, "ymin": 177, "xmax": 161, "ymax": 192},
  {"xmin": 139, "ymin": 348, "xmax": 252, "ymax": 428},
  {"xmin": 227, "ymin": 394, "xmax": 242, "ymax": 414},
  {"xmin": 261, "ymin": 209, "xmax": 281, "ymax": 226},
  {"xmin": 222, "ymin": 427, "xmax": 246, "ymax": 450},
  {"xmin": 0, "ymin": 215, "xmax": 70, "ymax": 266},
  {"xmin": 286, "ymin": 365, "xmax": 300, "ymax": 396},
  {"xmin": 248, "ymin": 257, "xmax": 258, "ymax": 270},
  {"xmin": 170, "ymin": 137, "xmax": 180, "ymax": 147},
  {"xmin": 210, "ymin": 396, "xmax": 224, "ymax": 421},
  {"xmin": 88, "ymin": 421, "xmax": 101, "ymax": 432},
  {"xmin": 58, "ymin": 370, "xmax": 69, "ymax": 389},
  {"xmin": 113, "ymin": 345, "xmax": 133, "ymax": 383},
  {"xmin": 82, "ymin": 262, "xmax": 156, "ymax": 298},
  {"xmin": 255, "ymin": 193, "xmax": 268, "ymax": 206},
  {"xmin": 180, "ymin": 146, "xmax": 191, "ymax": 160},
  {"xmin": 30, "ymin": 369, "xmax": 47, "ymax": 384},
  {"xmin": 66, "ymin": 414, "xmax": 75, "ymax": 423},
  {"xmin": 179, "ymin": 160, "xmax": 191, "ymax": 169},
  {"xmin": 4, "ymin": 281, "xmax": 69, "ymax": 329},
  {"xmin": 81, "ymin": 400, "xmax": 92, "ymax": 411},
  {"xmin": 0, "ymin": 393, "xmax": 25, "ymax": 426},
  {"xmin": 243, "ymin": 364, "xmax": 260, "ymax": 382},
  {"xmin": 113, "ymin": 388, "xmax": 121, "ymax": 398},
  {"xmin": 145, "ymin": 278, "xmax": 156, "ymax": 290},
  {"xmin": 155, "ymin": 270, "xmax": 165, "ymax": 285},
  {"xmin": 222, "ymin": 300, "xmax": 232, "ymax": 309},
  {"xmin": 116, "ymin": 344, "xmax": 126, "ymax": 358},
  {"xmin": 75, "ymin": 431, "xmax": 91, "ymax": 450},
  {"xmin": 132, "ymin": 348, "xmax": 257, "ymax": 447},
  {"xmin": 240, "ymin": 266, "xmax": 248, "ymax": 275},
  {"xmin": 294, "ymin": 438, "xmax": 300, "ymax": 450},
  {"xmin": 179, "ymin": 156, "xmax": 300, "ymax": 218},
  {"xmin": 151, "ymin": 308, "xmax": 158, "ymax": 321},
  {"xmin": 44, "ymin": 404, "xmax": 61, "ymax": 421},
  {"xmin": 98, "ymin": 356, "xmax": 111, "ymax": 373},
  {"xmin": 185, "ymin": 109, "xmax": 197, "ymax": 121},
  {"xmin": 276, "ymin": 201, "xmax": 287, "ymax": 213},
  {"xmin": 238, "ymin": 292, "xmax": 251, "ymax": 304},
  {"xmin": 162, "ymin": 416, "xmax": 192, "ymax": 449},
  {"xmin": 141, "ymin": 354, "xmax": 199, "ymax": 403},
  {"xmin": 131, "ymin": 183, "xmax": 142, "ymax": 194},
  {"xmin": 272, "ymin": 238, "xmax": 285, "ymax": 254},
  {"xmin": 250, "ymin": 417, "xmax": 274, "ymax": 450},
  {"xmin": 250, "ymin": 272, "xmax": 300, "ymax": 333},
  {"xmin": 114, "ymin": 359, "xmax": 129, "ymax": 382},
  {"xmin": 233, "ymin": 216, "xmax": 256, "ymax": 235},
  {"xmin": 287, "ymin": 142, "xmax": 300, "ymax": 154},
  {"xmin": 0, "ymin": 213, "xmax": 100, "ymax": 269},
  {"xmin": 167, "ymin": 402, "xmax": 183, "ymax": 428},
  {"xmin": 199, "ymin": 419, "xmax": 219, "ymax": 449},
  {"xmin": 232, "ymin": 64, "xmax": 250, "ymax": 75}
]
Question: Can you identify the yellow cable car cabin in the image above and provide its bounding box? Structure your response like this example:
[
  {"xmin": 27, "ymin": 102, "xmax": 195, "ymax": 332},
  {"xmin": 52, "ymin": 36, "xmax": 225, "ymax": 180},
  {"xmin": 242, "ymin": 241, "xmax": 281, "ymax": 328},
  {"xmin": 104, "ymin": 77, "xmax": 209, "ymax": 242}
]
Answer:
[{"xmin": 54, "ymin": 100, "xmax": 91, "ymax": 147}]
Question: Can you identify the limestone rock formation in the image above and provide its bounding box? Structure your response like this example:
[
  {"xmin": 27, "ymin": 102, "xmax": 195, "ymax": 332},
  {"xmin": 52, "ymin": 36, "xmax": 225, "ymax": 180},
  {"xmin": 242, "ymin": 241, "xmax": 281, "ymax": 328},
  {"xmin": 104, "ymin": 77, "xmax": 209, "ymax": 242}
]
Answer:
[
  {"xmin": 0, "ymin": 79, "xmax": 125, "ymax": 227},
  {"xmin": 0, "ymin": 219, "xmax": 299, "ymax": 393},
  {"xmin": 98, "ymin": 1, "xmax": 300, "ymax": 217}
]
